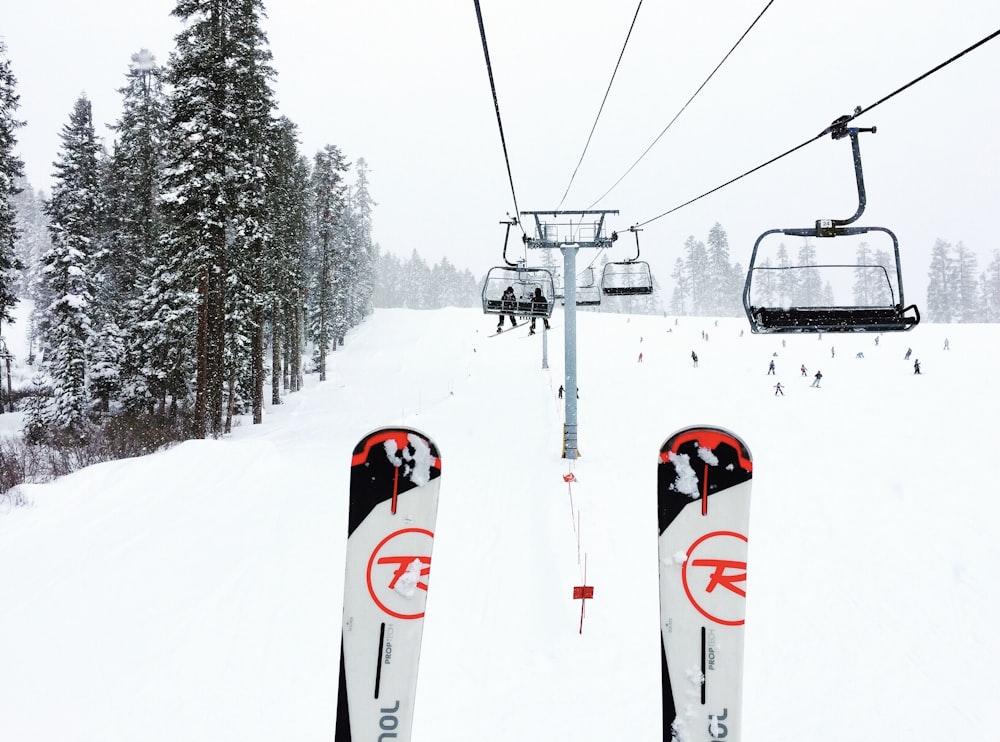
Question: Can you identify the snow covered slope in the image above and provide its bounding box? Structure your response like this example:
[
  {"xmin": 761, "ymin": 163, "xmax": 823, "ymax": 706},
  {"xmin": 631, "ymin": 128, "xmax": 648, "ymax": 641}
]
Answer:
[{"xmin": 1, "ymin": 307, "xmax": 997, "ymax": 741}]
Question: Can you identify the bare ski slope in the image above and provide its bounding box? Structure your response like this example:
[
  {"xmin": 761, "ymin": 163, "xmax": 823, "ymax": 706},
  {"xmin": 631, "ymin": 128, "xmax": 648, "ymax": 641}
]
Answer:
[{"xmin": 1, "ymin": 307, "xmax": 997, "ymax": 741}]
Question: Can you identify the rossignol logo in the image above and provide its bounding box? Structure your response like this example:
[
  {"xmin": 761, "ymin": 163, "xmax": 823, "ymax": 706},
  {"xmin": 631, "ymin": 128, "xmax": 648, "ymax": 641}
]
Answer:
[
  {"xmin": 682, "ymin": 530, "xmax": 747, "ymax": 626},
  {"xmin": 378, "ymin": 700, "xmax": 400, "ymax": 740},
  {"xmin": 367, "ymin": 528, "xmax": 433, "ymax": 619},
  {"xmin": 708, "ymin": 707, "xmax": 730, "ymax": 739}
]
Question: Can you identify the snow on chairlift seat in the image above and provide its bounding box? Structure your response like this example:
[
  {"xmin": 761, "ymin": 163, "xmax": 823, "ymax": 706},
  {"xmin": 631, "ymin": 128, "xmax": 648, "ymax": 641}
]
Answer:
[{"xmin": 482, "ymin": 265, "xmax": 555, "ymax": 318}]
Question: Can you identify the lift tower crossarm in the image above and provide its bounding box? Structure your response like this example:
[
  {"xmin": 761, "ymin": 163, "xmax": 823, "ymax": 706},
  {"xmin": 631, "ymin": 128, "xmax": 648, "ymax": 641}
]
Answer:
[{"xmin": 520, "ymin": 210, "xmax": 619, "ymax": 249}]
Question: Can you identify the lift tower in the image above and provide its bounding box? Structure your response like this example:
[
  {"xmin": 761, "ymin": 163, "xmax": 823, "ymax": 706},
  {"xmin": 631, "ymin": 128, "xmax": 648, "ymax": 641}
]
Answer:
[{"xmin": 521, "ymin": 209, "xmax": 618, "ymax": 460}]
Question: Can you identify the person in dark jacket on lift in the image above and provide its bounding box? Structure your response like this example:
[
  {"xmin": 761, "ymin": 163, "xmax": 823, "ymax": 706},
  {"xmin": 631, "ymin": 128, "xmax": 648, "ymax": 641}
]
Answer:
[
  {"xmin": 497, "ymin": 286, "xmax": 517, "ymax": 332},
  {"xmin": 528, "ymin": 287, "xmax": 550, "ymax": 335}
]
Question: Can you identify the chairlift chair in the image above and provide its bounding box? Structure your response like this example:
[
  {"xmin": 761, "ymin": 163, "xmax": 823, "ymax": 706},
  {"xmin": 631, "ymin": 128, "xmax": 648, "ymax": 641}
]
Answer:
[
  {"xmin": 743, "ymin": 114, "xmax": 920, "ymax": 334},
  {"xmin": 482, "ymin": 263, "xmax": 555, "ymax": 318},
  {"xmin": 553, "ymin": 269, "xmax": 565, "ymax": 301},
  {"xmin": 574, "ymin": 267, "xmax": 602, "ymax": 307},
  {"xmin": 601, "ymin": 227, "xmax": 653, "ymax": 296},
  {"xmin": 481, "ymin": 217, "xmax": 556, "ymax": 319}
]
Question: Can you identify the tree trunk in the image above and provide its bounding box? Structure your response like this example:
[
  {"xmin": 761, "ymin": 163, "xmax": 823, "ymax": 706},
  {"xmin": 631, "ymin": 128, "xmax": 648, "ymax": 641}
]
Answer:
[
  {"xmin": 252, "ymin": 303, "xmax": 264, "ymax": 424},
  {"xmin": 224, "ymin": 368, "xmax": 235, "ymax": 434},
  {"xmin": 271, "ymin": 317, "xmax": 282, "ymax": 406},
  {"xmin": 194, "ymin": 266, "xmax": 209, "ymax": 439}
]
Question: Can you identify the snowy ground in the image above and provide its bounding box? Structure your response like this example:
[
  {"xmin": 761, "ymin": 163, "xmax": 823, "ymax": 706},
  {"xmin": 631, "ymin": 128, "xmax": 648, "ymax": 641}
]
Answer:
[{"xmin": 1, "ymin": 306, "xmax": 997, "ymax": 741}]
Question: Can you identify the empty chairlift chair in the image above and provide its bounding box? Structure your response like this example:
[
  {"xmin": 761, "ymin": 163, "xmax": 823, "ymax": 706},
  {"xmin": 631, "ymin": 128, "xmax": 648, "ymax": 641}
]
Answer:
[
  {"xmin": 574, "ymin": 267, "xmax": 602, "ymax": 307},
  {"xmin": 743, "ymin": 115, "xmax": 920, "ymax": 334},
  {"xmin": 602, "ymin": 226, "xmax": 653, "ymax": 296}
]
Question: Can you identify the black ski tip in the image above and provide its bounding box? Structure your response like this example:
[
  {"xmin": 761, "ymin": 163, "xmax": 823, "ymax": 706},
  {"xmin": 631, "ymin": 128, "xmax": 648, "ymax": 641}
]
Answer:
[
  {"xmin": 351, "ymin": 426, "xmax": 441, "ymax": 463},
  {"xmin": 657, "ymin": 425, "xmax": 752, "ymax": 534},
  {"xmin": 658, "ymin": 425, "xmax": 752, "ymax": 469},
  {"xmin": 348, "ymin": 427, "xmax": 442, "ymax": 535}
]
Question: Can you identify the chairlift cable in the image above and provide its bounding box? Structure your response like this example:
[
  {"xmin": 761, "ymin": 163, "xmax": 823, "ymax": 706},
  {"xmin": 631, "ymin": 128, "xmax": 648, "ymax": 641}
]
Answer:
[
  {"xmin": 846, "ymin": 26, "xmax": 1000, "ymax": 122},
  {"xmin": 472, "ymin": 0, "xmax": 526, "ymax": 237},
  {"xmin": 555, "ymin": 0, "xmax": 645, "ymax": 212},
  {"xmin": 635, "ymin": 25, "xmax": 1000, "ymax": 229},
  {"xmin": 587, "ymin": 0, "xmax": 775, "ymax": 210}
]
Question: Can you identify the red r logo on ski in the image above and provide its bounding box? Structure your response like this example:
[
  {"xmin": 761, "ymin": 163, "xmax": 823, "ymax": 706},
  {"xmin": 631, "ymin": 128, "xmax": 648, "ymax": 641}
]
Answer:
[
  {"xmin": 367, "ymin": 528, "xmax": 434, "ymax": 620},
  {"xmin": 682, "ymin": 530, "xmax": 748, "ymax": 626},
  {"xmin": 378, "ymin": 555, "xmax": 430, "ymax": 592}
]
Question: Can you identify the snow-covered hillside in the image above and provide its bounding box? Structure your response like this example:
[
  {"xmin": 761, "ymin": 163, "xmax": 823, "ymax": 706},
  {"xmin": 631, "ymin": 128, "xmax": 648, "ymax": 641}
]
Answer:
[{"xmin": 1, "ymin": 307, "xmax": 997, "ymax": 741}]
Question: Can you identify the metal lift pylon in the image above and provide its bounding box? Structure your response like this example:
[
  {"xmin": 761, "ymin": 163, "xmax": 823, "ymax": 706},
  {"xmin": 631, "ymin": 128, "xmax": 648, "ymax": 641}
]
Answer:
[{"xmin": 521, "ymin": 209, "xmax": 619, "ymax": 460}]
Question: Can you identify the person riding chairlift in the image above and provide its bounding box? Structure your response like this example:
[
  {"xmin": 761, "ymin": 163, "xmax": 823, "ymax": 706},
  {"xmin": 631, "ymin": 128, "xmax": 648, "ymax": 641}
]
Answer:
[
  {"xmin": 528, "ymin": 287, "xmax": 550, "ymax": 335},
  {"xmin": 497, "ymin": 285, "xmax": 517, "ymax": 331}
]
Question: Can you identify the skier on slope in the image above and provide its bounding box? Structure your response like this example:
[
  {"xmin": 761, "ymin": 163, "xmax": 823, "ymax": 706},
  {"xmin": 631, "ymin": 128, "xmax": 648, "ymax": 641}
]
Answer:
[
  {"xmin": 774, "ymin": 382, "xmax": 784, "ymax": 396},
  {"xmin": 914, "ymin": 359, "xmax": 922, "ymax": 375},
  {"xmin": 811, "ymin": 370, "xmax": 823, "ymax": 387},
  {"xmin": 691, "ymin": 351, "xmax": 699, "ymax": 367},
  {"xmin": 497, "ymin": 286, "xmax": 517, "ymax": 332},
  {"xmin": 528, "ymin": 287, "xmax": 550, "ymax": 335},
  {"xmin": 800, "ymin": 363, "xmax": 807, "ymax": 377},
  {"xmin": 904, "ymin": 347, "xmax": 912, "ymax": 360},
  {"xmin": 767, "ymin": 360, "xmax": 776, "ymax": 375}
]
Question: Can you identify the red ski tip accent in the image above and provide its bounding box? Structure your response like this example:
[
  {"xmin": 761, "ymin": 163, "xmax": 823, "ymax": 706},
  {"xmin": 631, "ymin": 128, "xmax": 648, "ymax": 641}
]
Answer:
[
  {"xmin": 659, "ymin": 429, "xmax": 752, "ymax": 473},
  {"xmin": 351, "ymin": 429, "xmax": 442, "ymax": 470}
]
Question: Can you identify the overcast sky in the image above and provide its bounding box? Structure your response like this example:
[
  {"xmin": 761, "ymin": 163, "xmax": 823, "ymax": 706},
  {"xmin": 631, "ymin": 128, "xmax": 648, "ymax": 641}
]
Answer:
[{"xmin": 4, "ymin": 1, "xmax": 1000, "ymax": 303}]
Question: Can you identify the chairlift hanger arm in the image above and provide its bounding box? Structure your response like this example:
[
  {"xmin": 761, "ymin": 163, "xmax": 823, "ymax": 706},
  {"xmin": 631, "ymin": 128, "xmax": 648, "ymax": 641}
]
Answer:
[
  {"xmin": 499, "ymin": 215, "xmax": 518, "ymax": 267},
  {"xmin": 816, "ymin": 108, "xmax": 878, "ymax": 235},
  {"xmin": 627, "ymin": 225, "xmax": 641, "ymax": 261}
]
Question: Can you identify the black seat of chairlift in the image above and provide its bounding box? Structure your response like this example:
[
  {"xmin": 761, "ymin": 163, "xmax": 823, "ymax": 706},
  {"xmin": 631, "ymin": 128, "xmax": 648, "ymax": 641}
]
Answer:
[{"xmin": 749, "ymin": 305, "xmax": 919, "ymax": 333}]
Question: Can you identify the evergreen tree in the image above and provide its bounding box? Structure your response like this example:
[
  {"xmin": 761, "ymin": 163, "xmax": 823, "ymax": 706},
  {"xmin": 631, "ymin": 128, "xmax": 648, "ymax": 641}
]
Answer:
[
  {"xmin": 793, "ymin": 240, "xmax": 821, "ymax": 307},
  {"xmin": 11, "ymin": 181, "xmax": 51, "ymax": 359},
  {"xmin": 308, "ymin": 144, "xmax": 349, "ymax": 380},
  {"xmin": 684, "ymin": 236, "xmax": 709, "ymax": 315},
  {"xmin": 161, "ymin": 0, "xmax": 277, "ymax": 437},
  {"xmin": 669, "ymin": 257, "xmax": 688, "ymax": 315},
  {"xmin": 775, "ymin": 243, "xmax": 796, "ymax": 307},
  {"xmin": 853, "ymin": 241, "xmax": 878, "ymax": 306},
  {"xmin": 402, "ymin": 250, "xmax": 431, "ymax": 310},
  {"xmin": 871, "ymin": 247, "xmax": 894, "ymax": 305},
  {"xmin": 729, "ymin": 260, "xmax": 745, "ymax": 317},
  {"xmin": 11, "ymin": 181, "xmax": 48, "ymax": 299},
  {"xmin": 106, "ymin": 49, "xmax": 167, "ymax": 414},
  {"xmin": 375, "ymin": 250, "xmax": 404, "ymax": 307},
  {"xmin": 262, "ymin": 118, "xmax": 308, "ymax": 403},
  {"xmin": 39, "ymin": 95, "xmax": 102, "ymax": 437},
  {"xmin": 0, "ymin": 42, "xmax": 25, "ymax": 335},
  {"xmin": 981, "ymin": 250, "xmax": 1000, "ymax": 323},
  {"xmin": 224, "ymin": 1, "xmax": 278, "ymax": 431},
  {"xmin": 953, "ymin": 241, "xmax": 980, "ymax": 322},
  {"xmin": 925, "ymin": 238, "xmax": 954, "ymax": 323},
  {"xmin": 750, "ymin": 256, "xmax": 777, "ymax": 309},
  {"xmin": 706, "ymin": 222, "xmax": 736, "ymax": 315},
  {"xmin": 348, "ymin": 157, "xmax": 377, "ymax": 321}
]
